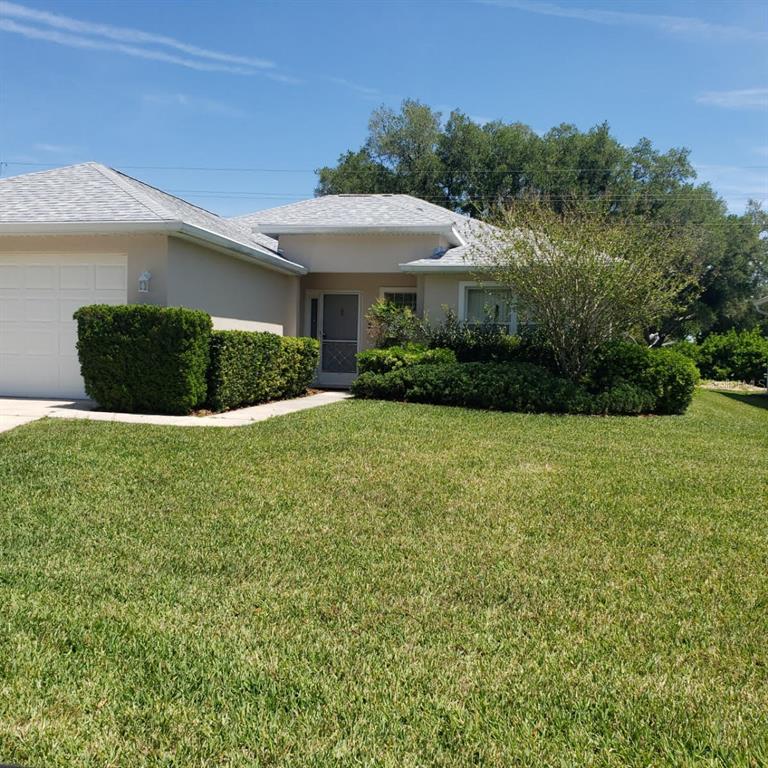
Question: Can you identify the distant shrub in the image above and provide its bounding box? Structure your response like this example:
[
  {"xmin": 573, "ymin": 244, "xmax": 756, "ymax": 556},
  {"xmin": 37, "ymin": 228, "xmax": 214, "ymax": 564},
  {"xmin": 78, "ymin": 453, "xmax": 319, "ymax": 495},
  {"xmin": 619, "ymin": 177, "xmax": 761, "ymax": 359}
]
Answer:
[
  {"xmin": 74, "ymin": 304, "xmax": 211, "ymax": 415},
  {"xmin": 207, "ymin": 330, "xmax": 319, "ymax": 412},
  {"xmin": 667, "ymin": 340, "xmax": 701, "ymax": 367},
  {"xmin": 696, "ymin": 329, "xmax": 768, "ymax": 384},
  {"xmin": 357, "ymin": 344, "xmax": 456, "ymax": 375}
]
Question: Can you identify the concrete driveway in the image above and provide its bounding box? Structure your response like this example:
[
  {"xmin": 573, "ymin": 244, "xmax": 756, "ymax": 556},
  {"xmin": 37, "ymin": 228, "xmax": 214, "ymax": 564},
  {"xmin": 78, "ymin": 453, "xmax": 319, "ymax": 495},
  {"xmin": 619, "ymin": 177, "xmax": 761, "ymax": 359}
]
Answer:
[{"xmin": 0, "ymin": 397, "xmax": 92, "ymax": 434}]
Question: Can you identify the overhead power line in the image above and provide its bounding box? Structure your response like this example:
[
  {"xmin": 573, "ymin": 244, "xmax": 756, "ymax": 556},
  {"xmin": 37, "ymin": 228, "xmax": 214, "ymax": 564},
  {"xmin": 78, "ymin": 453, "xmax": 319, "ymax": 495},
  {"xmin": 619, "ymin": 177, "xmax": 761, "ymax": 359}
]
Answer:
[{"xmin": 3, "ymin": 160, "xmax": 768, "ymax": 173}]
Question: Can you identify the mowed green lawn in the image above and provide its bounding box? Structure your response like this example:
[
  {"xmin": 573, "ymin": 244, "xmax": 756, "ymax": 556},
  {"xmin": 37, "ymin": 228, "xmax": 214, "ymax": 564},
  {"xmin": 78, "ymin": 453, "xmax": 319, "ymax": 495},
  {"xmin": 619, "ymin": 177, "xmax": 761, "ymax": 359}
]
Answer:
[{"xmin": 1, "ymin": 390, "xmax": 766, "ymax": 767}]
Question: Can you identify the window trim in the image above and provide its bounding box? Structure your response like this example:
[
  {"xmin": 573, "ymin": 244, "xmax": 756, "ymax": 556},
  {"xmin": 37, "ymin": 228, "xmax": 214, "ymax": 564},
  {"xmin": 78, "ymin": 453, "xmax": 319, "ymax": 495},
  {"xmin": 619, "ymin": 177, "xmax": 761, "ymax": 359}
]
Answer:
[{"xmin": 458, "ymin": 281, "xmax": 517, "ymax": 333}]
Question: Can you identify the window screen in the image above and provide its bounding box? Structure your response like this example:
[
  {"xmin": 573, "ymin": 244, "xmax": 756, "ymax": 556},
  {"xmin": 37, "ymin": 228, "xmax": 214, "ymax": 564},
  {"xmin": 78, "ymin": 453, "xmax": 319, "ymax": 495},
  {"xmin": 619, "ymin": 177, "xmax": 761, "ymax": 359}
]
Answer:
[
  {"xmin": 382, "ymin": 291, "xmax": 417, "ymax": 311},
  {"xmin": 465, "ymin": 288, "xmax": 516, "ymax": 332}
]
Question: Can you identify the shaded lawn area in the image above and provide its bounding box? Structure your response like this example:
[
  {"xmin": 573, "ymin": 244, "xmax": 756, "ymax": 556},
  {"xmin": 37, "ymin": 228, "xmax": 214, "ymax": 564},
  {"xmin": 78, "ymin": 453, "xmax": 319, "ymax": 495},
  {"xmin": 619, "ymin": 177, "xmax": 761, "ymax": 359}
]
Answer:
[{"xmin": 0, "ymin": 390, "xmax": 766, "ymax": 767}]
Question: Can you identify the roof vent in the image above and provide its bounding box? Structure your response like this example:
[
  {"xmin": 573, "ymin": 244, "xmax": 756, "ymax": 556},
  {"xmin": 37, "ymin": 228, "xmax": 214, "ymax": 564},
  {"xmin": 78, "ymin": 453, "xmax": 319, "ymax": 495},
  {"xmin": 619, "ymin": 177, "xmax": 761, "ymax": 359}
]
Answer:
[{"xmin": 432, "ymin": 246, "xmax": 447, "ymax": 259}]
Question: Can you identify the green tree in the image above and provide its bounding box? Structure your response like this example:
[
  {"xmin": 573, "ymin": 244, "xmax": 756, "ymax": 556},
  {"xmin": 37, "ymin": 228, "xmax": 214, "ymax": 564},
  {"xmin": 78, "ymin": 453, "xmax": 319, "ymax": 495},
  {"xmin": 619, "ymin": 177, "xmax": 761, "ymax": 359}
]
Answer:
[{"xmin": 316, "ymin": 100, "xmax": 767, "ymax": 337}]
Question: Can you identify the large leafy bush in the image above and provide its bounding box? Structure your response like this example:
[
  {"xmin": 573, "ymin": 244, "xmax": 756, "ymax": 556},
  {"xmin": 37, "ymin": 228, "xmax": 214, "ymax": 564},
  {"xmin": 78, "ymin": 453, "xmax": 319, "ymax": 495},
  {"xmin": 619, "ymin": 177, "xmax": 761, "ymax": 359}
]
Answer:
[
  {"xmin": 74, "ymin": 304, "xmax": 211, "ymax": 414},
  {"xmin": 207, "ymin": 330, "xmax": 319, "ymax": 412},
  {"xmin": 696, "ymin": 329, "xmax": 768, "ymax": 384}
]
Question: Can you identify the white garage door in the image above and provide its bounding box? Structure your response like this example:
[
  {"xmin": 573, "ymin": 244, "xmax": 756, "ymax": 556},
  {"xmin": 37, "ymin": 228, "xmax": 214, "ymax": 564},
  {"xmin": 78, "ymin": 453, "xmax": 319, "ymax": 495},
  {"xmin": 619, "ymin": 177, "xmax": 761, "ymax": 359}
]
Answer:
[{"xmin": 0, "ymin": 254, "xmax": 127, "ymax": 398}]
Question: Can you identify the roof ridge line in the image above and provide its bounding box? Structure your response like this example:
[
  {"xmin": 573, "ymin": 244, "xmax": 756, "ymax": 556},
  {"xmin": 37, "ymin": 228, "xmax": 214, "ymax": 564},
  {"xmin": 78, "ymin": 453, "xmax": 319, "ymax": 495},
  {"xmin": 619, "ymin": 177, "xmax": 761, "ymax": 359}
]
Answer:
[{"xmin": 90, "ymin": 164, "xmax": 170, "ymax": 221}]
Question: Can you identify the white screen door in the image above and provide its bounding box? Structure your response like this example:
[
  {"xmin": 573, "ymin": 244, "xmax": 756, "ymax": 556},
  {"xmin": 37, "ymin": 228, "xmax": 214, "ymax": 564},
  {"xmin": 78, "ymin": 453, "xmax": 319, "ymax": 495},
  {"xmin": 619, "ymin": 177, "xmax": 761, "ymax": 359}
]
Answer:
[{"xmin": 319, "ymin": 293, "xmax": 359, "ymax": 387}]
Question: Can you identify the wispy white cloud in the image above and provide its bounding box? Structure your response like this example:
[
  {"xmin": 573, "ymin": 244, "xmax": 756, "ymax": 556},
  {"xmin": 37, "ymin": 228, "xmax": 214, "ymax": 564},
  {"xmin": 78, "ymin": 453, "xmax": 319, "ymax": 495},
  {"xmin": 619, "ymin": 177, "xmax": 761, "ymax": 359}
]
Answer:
[
  {"xmin": 754, "ymin": 146, "xmax": 768, "ymax": 157},
  {"xmin": 695, "ymin": 87, "xmax": 768, "ymax": 110},
  {"xmin": 0, "ymin": 1, "xmax": 274, "ymax": 68},
  {"xmin": 34, "ymin": 142, "xmax": 82, "ymax": 154},
  {"xmin": 479, "ymin": 0, "xmax": 768, "ymax": 42},
  {"xmin": 266, "ymin": 72, "xmax": 303, "ymax": 86},
  {"xmin": 0, "ymin": 18, "xmax": 262, "ymax": 74},
  {"xmin": 328, "ymin": 77, "xmax": 381, "ymax": 100},
  {"xmin": 142, "ymin": 93, "xmax": 246, "ymax": 118}
]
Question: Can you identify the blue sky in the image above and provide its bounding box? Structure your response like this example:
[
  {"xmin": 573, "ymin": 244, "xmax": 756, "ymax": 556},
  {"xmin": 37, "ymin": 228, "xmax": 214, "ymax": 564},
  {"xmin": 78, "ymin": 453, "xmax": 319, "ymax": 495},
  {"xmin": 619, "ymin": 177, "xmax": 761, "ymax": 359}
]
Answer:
[{"xmin": 0, "ymin": 0, "xmax": 766, "ymax": 216}]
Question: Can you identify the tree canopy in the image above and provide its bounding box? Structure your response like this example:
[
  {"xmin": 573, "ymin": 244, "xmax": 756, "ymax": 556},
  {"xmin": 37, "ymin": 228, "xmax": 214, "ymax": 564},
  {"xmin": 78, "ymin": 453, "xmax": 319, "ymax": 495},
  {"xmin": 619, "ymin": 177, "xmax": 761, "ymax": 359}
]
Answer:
[{"xmin": 316, "ymin": 100, "xmax": 768, "ymax": 339}]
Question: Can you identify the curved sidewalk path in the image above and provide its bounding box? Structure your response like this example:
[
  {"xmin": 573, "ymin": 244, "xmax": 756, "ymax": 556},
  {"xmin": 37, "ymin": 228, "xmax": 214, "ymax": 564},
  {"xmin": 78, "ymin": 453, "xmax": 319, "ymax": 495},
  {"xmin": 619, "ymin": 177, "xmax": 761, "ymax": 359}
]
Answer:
[{"xmin": 0, "ymin": 391, "xmax": 351, "ymax": 433}]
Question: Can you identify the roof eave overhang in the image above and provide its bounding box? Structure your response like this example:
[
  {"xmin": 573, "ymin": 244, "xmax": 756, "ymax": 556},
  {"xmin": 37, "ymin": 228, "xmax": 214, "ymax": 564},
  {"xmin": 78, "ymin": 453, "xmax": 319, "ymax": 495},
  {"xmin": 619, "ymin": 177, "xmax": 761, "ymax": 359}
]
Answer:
[
  {"xmin": 176, "ymin": 223, "xmax": 307, "ymax": 275},
  {"xmin": 0, "ymin": 221, "xmax": 307, "ymax": 275},
  {"xmin": 399, "ymin": 262, "xmax": 490, "ymax": 273},
  {"xmin": 0, "ymin": 221, "xmax": 177, "ymax": 236},
  {"xmin": 253, "ymin": 222, "xmax": 464, "ymax": 246}
]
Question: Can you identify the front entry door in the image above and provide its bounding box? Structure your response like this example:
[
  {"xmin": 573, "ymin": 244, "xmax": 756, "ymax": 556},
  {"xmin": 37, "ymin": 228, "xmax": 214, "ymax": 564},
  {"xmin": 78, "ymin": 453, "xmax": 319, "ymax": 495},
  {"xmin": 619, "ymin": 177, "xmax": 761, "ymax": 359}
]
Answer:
[{"xmin": 319, "ymin": 293, "xmax": 359, "ymax": 387}]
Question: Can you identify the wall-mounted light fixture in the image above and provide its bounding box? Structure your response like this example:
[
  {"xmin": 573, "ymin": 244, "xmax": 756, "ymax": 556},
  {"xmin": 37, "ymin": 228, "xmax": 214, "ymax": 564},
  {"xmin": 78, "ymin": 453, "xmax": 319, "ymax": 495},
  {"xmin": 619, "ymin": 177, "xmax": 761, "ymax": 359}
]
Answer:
[{"xmin": 138, "ymin": 271, "xmax": 152, "ymax": 293}]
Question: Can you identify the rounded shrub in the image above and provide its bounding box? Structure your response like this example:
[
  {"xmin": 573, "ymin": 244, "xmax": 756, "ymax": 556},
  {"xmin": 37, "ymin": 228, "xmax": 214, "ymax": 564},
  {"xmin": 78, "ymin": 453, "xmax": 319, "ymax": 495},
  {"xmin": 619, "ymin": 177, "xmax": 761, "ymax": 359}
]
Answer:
[{"xmin": 643, "ymin": 348, "xmax": 700, "ymax": 415}]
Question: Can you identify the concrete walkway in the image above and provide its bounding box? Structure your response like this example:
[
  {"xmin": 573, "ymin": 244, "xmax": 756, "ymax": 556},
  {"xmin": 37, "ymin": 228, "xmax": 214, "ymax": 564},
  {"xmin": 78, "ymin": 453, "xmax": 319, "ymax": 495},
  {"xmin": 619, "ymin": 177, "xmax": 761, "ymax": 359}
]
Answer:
[{"xmin": 0, "ymin": 391, "xmax": 351, "ymax": 433}]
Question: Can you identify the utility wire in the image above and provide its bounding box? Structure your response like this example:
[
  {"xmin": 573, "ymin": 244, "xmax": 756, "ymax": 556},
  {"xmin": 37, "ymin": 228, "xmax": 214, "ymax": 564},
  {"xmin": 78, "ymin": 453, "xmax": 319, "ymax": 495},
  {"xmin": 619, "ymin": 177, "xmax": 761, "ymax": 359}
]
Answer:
[{"xmin": 3, "ymin": 160, "xmax": 768, "ymax": 172}]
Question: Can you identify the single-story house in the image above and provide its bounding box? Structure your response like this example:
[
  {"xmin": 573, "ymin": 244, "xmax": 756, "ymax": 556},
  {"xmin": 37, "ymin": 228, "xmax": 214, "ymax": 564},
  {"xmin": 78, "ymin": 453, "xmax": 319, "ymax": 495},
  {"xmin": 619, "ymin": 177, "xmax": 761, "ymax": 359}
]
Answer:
[{"xmin": 0, "ymin": 162, "xmax": 512, "ymax": 396}]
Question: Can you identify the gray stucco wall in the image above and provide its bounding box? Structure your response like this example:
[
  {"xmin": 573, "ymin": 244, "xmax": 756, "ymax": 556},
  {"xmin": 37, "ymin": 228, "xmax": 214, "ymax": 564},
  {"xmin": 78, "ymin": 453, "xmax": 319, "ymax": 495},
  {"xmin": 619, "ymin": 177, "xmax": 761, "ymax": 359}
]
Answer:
[
  {"xmin": 420, "ymin": 272, "xmax": 473, "ymax": 324},
  {"xmin": 166, "ymin": 236, "xmax": 299, "ymax": 335}
]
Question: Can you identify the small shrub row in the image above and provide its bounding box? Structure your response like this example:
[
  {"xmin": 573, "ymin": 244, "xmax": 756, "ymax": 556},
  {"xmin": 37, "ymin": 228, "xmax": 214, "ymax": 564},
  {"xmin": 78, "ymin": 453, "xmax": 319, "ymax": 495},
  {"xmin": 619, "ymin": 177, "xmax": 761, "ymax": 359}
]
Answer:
[
  {"xmin": 76, "ymin": 304, "xmax": 318, "ymax": 415},
  {"xmin": 353, "ymin": 361, "xmax": 656, "ymax": 415},
  {"xmin": 357, "ymin": 344, "xmax": 456, "ymax": 375},
  {"xmin": 671, "ymin": 329, "xmax": 768, "ymax": 384},
  {"xmin": 75, "ymin": 304, "xmax": 212, "ymax": 415},
  {"xmin": 207, "ymin": 331, "xmax": 318, "ymax": 411},
  {"xmin": 352, "ymin": 345, "xmax": 698, "ymax": 416}
]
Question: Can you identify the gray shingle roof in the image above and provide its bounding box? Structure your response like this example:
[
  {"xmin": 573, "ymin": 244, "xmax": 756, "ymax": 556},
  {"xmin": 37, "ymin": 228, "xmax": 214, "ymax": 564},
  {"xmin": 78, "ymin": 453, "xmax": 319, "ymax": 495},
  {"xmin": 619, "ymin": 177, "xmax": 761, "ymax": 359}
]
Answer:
[
  {"xmin": 232, "ymin": 193, "xmax": 505, "ymax": 270},
  {"xmin": 0, "ymin": 163, "xmax": 300, "ymax": 273},
  {"xmin": 232, "ymin": 193, "xmax": 466, "ymax": 230}
]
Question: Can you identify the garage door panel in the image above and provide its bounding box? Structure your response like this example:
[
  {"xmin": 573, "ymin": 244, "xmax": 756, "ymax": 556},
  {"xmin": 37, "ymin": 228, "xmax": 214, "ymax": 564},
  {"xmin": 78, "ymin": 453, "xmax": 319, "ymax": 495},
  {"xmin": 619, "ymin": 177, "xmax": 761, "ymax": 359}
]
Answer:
[
  {"xmin": 93, "ymin": 290, "xmax": 127, "ymax": 306},
  {"xmin": 24, "ymin": 265, "xmax": 58, "ymax": 290},
  {"xmin": 0, "ymin": 298, "xmax": 23, "ymax": 322},
  {"xmin": 0, "ymin": 325, "xmax": 23, "ymax": 354},
  {"xmin": 24, "ymin": 298, "xmax": 59, "ymax": 322},
  {"xmin": 59, "ymin": 325, "xmax": 78, "ymax": 353},
  {"xmin": 60, "ymin": 265, "xmax": 92, "ymax": 290},
  {"xmin": 24, "ymin": 329, "xmax": 58, "ymax": 356},
  {"xmin": 0, "ymin": 265, "xmax": 21, "ymax": 289},
  {"xmin": 59, "ymin": 295, "xmax": 92, "ymax": 321},
  {"xmin": 0, "ymin": 256, "xmax": 127, "ymax": 397},
  {"xmin": 94, "ymin": 265, "xmax": 126, "ymax": 290}
]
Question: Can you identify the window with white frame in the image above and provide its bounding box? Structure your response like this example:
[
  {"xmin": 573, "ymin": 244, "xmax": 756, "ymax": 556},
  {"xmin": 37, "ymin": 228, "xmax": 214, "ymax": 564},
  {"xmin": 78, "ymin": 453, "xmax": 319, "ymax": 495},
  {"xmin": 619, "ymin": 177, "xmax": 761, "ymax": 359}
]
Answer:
[
  {"xmin": 460, "ymin": 283, "xmax": 517, "ymax": 333},
  {"xmin": 381, "ymin": 290, "xmax": 417, "ymax": 312}
]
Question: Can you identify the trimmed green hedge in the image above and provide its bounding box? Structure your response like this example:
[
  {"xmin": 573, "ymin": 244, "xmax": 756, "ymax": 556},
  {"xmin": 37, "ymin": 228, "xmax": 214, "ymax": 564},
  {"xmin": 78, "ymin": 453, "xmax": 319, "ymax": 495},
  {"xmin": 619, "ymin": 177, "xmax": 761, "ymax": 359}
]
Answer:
[
  {"xmin": 207, "ymin": 330, "xmax": 319, "ymax": 412},
  {"xmin": 74, "ymin": 304, "xmax": 211, "ymax": 414},
  {"xmin": 357, "ymin": 344, "xmax": 457, "ymax": 375},
  {"xmin": 352, "ymin": 348, "xmax": 698, "ymax": 416}
]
